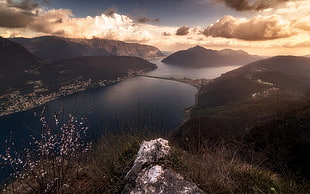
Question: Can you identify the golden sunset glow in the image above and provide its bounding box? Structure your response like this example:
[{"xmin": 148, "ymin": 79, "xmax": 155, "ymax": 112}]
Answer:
[{"xmin": 0, "ymin": 0, "xmax": 309, "ymax": 56}]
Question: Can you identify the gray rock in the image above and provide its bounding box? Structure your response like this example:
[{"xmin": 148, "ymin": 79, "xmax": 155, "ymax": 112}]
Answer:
[{"xmin": 123, "ymin": 138, "xmax": 205, "ymax": 194}]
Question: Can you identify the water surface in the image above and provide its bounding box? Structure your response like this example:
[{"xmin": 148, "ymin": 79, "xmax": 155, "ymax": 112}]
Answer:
[
  {"xmin": 148, "ymin": 59, "xmax": 241, "ymax": 79},
  {"xmin": 0, "ymin": 58, "xmax": 241, "ymax": 183}
]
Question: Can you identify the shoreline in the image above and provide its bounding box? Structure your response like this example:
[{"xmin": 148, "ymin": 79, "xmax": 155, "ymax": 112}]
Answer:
[
  {"xmin": 0, "ymin": 72, "xmax": 150, "ymax": 118},
  {"xmin": 136, "ymin": 74, "xmax": 211, "ymax": 134},
  {"xmin": 137, "ymin": 74, "xmax": 210, "ymax": 122},
  {"xmin": 137, "ymin": 74, "xmax": 210, "ymax": 89},
  {"xmin": 1, "ymin": 72, "xmax": 209, "ymax": 126},
  {"xmin": 172, "ymin": 82, "xmax": 202, "ymax": 133},
  {"xmin": 0, "ymin": 80, "xmax": 122, "ymax": 118}
]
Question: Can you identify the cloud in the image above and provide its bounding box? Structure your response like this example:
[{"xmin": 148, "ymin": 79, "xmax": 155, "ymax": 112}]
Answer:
[
  {"xmin": 0, "ymin": 29, "xmax": 22, "ymax": 37},
  {"xmin": 1, "ymin": 0, "xmax": 309, "ymax": 56},
  {"xmin": 0, "ymin": 0, "xmax": 161, "ymax": 42},
  {"xmin": 29, "ymin": 9, "xmax": 72, "ymax": 35},
  {"xmin": 162, "ymin": 32, "xmax": 171, "ymax": 36},
  {"xmin": 0, "ymin": 0, "xmax": 49, "ymax": 28},
  {"xmin": 0, "ymin": 5, "xmax": 35, "ymax": 28},
  {"xmin": 215, "ymin": 0, "xmax": 299, "ymax": 11},
  {"xmin": 176, "ymin": 26, "xmax": 190, "ymax": 36},
  {"xmin": 6, "ymin": 0, "xmax": 48, "ymax": 11},
  {"xmin": 293, "ymin": 15, "xmax": 310, "ymax": 32},
  {"xmin": 104, "ymin": 8, "xmax": 117, "ymax": 17},
  {"xmin": 136, "ymin": 17, "xmax": 160, "ymax": 23},
  {"xmin": 203, "ymin": 15, "xmax": 295, "ymax": 40},
  {"xmin": 27, "ymin": 9, "xmax": 153, "ymax": 41}
]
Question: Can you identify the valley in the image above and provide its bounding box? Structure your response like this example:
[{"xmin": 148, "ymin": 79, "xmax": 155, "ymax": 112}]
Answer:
[
  {"xmin": 0, "ymin": 38, "xmax": 157, "ymax": 116},
  {"xmin": 1, "ymin": 36, "xmax": 310, "ymax": 193},
  {"xmin": 1, "ymin": 0, "xmax": 310, "ymax": 192}
]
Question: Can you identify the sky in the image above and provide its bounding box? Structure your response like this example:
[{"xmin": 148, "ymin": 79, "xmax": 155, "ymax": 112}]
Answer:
[{"xmin": 0, "ymin": 0, "xmax": 310, "ymax": 56}]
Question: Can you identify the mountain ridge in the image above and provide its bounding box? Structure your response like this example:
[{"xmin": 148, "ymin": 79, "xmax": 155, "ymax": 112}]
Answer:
[
  {"xmin": 174, "ymin": 55, "xmax": 310, "ymax": 149},
  {"xmin": 0, "ymin": 37, "xmax": 157, "ymax": 116},
  {"xmin": 162, "ymin": 46, "xmax": 262, "ymax": 68},
  {"xmin": 10, "ymin": 36, "xmax": 163, "ymax": 61},
  {"xmin": 0, "ymin": 37, "xmax": 42, "ymax": 92}
]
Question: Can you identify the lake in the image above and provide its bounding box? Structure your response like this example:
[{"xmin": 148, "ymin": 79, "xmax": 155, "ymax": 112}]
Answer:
[
  {"xmin": 0, "ymin": 58, "xmax": 241, "ymax": 182},
  {"xmin": 148, "ymin": 59, "xmax": 241, "ymax": 79},
  {"xmin": 0, "ymin": 59, "xmax": 241, "ymax": 138}
]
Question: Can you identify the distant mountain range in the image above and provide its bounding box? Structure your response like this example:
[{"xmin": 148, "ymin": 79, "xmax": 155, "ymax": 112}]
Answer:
[
  {"xmin": 0, "ymin": 37, "xmax": 157, "ymax": 116},
  {"xmin": 10, "ymin": 36, "xmax": 163, "ymax": 61},
  {"xmin": 162, "ymin": 46, "xmax": 262, "ymax": 68}
]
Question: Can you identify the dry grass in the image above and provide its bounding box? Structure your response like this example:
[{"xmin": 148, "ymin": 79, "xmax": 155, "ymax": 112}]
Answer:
[
  {"xmin": 45, "ymin": 135, "xmax": 310, "ymax": 194},
  {"xmin": 3, "ymin": 132, "xmax": 309, "ymax": 193},
  {"xmin": 53, "ymin": 133, "xmax": 148, "ymax": 193},
  {"xmin": 169, "ymin": 144, "xmax": 310, "ymax": 194}
]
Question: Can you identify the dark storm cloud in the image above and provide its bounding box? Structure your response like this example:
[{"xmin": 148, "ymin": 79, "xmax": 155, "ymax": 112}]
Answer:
[
  {"xmin": 104, "ymin": 8, "xmax": 117, "ymax": 17},
  {"xmin": 55, "ymin": 18, "xmax": 63, "ymax": 23},
  {"xmin": 203, "ymin": 15, "xmax": 295, "ymax": 40},
  {"xmin": 6, "ymin": 0, "xmax": 49, "ymax": 11},
  {"xmin": 0, "ymin": 6, "xmax": 35, "ymax": 28},
  {"xmin": 0, "ymin": 0, "xmax": 51, "ymax": 28},
  {"xmin": 136, "ymin": 17, "xmax": 160, "ymax": 23},
  {"xmin": 52, "ymin": 30, "xmax": 65, "ymax": 35},
  {"xmin": 176, "ymin": 26, "xmax": 189, "ymax": 36},
  {"xmin": 162, "ymin": 32, "xmax": 171, "ymax": 36},
  {"xmin": 216, "ymin": 0, "xmax": 298, "ymax": 11}
]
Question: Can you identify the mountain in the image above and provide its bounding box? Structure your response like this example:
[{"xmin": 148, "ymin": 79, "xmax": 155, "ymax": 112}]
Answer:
[
  {"xmin": 42, "ymin": 56, "xmax": 157, "ymax": 90},
  {"xmin": 71, "ymin": 38, "xmax": 164, "ymax": 59},
  {"xmin": 243, "ymin": 100, "xmax": 310, "ymax": 178},
  {"xmin": 50, "ymin": 56, "xmax": 156, "ymax": 80},
  {"xmin": 196, "ymin": 56, "xmax": 310, "ymax": 109},
  {"xmin": 162, "ymin": 46, "xmax": 261, "ymax": 68},
  {"xmin": 10, "ymin": 36, "xmax": 163, "ymax": 61},
  {"xmin": 0, "ymin": 37, "xmax": 42, "ymax": 92},
  {"xmin": 173, "ymin": 56, "xmax": 310, "ymax": 148},
  {"xmin": 10, "ymin": 36, "xmax": 110, "ymax": 62},
  {"xmin": 0, "ymin": 37, "xmax": 157, "ymax": 116}
]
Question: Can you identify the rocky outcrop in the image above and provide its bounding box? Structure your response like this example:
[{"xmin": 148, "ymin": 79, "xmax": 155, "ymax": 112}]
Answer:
[{"xmin": 123, "ymin": 138, "xmax": 205, "ymax": 194}]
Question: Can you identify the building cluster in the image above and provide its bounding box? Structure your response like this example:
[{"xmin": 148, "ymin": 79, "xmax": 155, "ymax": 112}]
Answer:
[{"xmin": 0, "ymin": 77, "xmax": 125, "ymax": 117}]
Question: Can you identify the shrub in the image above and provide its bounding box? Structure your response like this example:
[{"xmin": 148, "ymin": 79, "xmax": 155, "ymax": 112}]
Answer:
[{"xmin": 0, "ymin": 113, "xmax": 91, "ymax": 193}]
